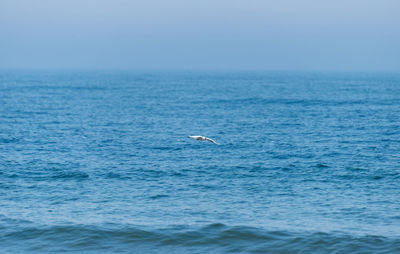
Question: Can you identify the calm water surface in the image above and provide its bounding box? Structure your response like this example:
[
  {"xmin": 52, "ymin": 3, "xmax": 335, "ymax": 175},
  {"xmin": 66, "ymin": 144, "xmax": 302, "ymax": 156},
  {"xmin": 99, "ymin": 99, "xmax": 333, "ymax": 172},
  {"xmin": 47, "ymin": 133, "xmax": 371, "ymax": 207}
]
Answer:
[{"xmin": 1, "ymin": 71, "xmax": 400, "ymax": 253}]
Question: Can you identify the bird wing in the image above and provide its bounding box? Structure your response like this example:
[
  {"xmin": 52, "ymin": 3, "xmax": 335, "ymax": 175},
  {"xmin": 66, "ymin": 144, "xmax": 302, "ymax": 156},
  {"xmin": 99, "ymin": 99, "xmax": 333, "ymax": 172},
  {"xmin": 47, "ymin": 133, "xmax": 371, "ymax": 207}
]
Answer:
[
  {"xmin": 205, "ymin": 137, "xmax": 218, "ymax": 144},
  {"xmin": 189, "ymin": 136, "xmax": 201, "ymax": 139}
]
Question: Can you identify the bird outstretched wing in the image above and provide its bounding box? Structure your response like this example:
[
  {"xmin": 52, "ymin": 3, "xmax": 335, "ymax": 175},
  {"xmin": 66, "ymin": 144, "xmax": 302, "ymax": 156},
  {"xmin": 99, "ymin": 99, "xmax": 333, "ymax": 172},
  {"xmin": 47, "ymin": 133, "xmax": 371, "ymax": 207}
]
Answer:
[{"xmin": 205, "ymin": 137, "xmax": 218, "ymax": 144}]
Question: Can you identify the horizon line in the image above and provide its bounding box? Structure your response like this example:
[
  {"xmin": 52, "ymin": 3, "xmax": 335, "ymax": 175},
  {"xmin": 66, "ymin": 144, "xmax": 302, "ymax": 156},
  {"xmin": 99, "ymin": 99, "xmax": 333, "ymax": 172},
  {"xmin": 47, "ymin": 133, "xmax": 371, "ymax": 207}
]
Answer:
[{"xmin": 0, "ymin": 67, "xmax": 399, "ymax": 73}]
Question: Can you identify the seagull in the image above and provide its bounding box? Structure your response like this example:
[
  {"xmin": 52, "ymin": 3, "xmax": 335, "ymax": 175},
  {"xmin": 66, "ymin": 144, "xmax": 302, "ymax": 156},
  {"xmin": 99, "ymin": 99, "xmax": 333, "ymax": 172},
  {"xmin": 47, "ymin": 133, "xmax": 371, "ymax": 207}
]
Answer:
[{"xmin": 189, "ymin": 136, "xmax": 218, "ymax": 144}]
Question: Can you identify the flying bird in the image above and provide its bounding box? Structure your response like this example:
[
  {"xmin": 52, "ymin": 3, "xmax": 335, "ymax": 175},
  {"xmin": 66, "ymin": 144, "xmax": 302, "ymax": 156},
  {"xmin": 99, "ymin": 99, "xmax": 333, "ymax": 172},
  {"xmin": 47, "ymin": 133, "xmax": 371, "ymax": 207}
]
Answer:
[{"xmin": 189, "ymin": 136, "xmax": 218, "ymax": 144}]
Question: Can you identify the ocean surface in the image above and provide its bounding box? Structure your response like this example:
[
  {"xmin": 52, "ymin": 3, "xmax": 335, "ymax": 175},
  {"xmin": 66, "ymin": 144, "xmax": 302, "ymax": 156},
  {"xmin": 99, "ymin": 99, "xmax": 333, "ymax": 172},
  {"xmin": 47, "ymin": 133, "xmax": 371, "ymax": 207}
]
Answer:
[{"xmin": 1, "ymin": 70, "xmax": 400, "ymax": 253}]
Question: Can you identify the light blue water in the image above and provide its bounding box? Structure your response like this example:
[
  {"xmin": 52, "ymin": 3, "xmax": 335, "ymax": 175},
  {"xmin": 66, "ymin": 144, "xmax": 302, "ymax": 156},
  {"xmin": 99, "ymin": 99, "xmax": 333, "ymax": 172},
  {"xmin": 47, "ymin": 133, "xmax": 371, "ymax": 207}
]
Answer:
[{"xmin": 1, "ymin": 71, "xmax": 400, "ymax": 253}]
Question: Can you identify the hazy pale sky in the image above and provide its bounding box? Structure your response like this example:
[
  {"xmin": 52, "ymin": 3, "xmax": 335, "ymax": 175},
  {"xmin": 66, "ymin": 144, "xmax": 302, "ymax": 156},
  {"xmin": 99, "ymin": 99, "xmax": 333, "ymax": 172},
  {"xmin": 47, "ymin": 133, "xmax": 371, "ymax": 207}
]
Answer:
[{"xmin": 1, "ymin": 0, "xmax": 399, "ymax": 71}]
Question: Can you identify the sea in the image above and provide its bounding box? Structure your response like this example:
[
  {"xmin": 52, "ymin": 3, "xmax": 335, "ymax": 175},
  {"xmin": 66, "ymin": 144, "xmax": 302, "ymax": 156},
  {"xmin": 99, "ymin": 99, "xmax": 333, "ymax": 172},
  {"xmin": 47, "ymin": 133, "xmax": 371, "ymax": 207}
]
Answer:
[{"xmin": 1, "ymin": 70, "xmax": 399, "ymax": 253}]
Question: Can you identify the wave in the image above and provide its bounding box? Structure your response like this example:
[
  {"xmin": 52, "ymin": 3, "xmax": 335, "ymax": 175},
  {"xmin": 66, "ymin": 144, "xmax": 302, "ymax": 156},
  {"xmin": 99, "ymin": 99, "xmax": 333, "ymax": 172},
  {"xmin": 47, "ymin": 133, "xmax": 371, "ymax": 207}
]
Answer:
[
  {"xmin": 212, "ymin": 97, "xmax": 397, "ymax": 107},
  {"xmin": 1, "ymin": 223, "xmax": 399, "ymax": 253},
  {"xmin": 0, "ymin": 137, "xmax": 20, "ymax": 144},
  {"xmin": 50, "ymin": 171, "xmax": 89, "ymax": 180}
]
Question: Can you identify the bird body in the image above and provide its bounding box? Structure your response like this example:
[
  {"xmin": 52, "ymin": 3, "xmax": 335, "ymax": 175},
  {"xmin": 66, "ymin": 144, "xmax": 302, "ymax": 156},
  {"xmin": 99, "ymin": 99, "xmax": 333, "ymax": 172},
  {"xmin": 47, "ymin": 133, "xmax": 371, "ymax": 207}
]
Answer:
[{"xmin": 189, "ymin": 135, "xmax": 218, "ymax": 144}]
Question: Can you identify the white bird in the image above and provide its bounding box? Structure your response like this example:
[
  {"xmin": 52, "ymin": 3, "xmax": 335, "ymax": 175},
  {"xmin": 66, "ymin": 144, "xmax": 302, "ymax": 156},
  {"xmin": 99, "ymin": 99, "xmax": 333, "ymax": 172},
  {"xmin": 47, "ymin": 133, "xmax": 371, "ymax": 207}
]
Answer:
[{"xmin": 189, "ymin": 135, "xmax": 218, "ymax": 144}]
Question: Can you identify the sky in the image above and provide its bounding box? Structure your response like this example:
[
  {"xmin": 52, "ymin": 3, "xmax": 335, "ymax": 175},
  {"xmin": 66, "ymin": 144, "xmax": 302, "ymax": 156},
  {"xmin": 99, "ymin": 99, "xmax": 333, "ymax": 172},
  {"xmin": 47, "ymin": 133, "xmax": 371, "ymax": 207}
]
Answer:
[{"xmin": 0, "ymin": 0, "xmax": 399, "ymax": 71}]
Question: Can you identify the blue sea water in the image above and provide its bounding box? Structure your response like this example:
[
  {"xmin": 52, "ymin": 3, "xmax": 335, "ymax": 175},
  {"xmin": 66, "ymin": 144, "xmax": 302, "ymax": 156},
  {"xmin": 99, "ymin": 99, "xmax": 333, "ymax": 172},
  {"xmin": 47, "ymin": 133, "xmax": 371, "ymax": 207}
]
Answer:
[{"xmin": 1, "ymin": 70, "xmax": 400, "ymax": 253}]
